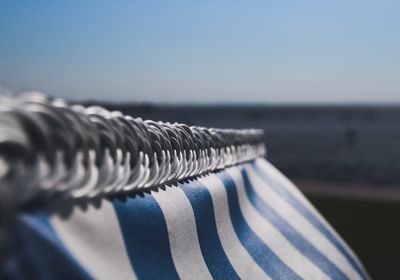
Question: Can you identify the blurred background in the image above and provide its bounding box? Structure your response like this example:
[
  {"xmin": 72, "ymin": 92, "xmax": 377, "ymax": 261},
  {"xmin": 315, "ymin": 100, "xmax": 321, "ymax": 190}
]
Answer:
[{"xmin": 1, "ymin": 1, "xmax": 399, "ymax": 278}]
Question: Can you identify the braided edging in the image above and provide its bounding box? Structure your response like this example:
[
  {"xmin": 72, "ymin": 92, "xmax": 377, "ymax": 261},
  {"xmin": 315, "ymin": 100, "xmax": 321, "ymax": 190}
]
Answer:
[{"xmin": 0, "ymin": 92, "xmax": 265, "ymax": 207}]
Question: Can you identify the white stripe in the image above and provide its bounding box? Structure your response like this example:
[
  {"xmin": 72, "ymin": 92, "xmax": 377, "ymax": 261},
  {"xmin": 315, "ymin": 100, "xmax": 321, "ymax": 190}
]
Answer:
[
  {"xmin": 199, "ymin": 174, "xmax": 270, "ymax": 280},
  {"xmin": 50, "ymin": 200, "xmax": 137, "ymax": 280},
  {"xmin": 255, "ymin": 158, "xmax": 364, "ymax": 267},
  {"xmin": 244, "ymin": 164, "xmax": 362, "ymax": 280},
  {"xmin": 152, "ymin": 186, "xmax": 212, "ymax": 280},
  {"xmin": 225, "ymin": 167, "xmax": 330, "ymax": 280}
]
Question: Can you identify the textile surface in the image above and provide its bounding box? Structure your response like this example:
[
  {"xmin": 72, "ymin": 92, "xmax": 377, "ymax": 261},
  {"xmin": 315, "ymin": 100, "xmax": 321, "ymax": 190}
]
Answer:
[{"xmin": 1, "ymin": 159, "xmax": 368, "ymax": 280}]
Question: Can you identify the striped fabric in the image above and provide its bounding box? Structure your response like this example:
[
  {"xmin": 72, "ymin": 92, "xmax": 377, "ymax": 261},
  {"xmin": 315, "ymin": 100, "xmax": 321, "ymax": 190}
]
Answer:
[{"xmin": 2, "ymin": 159, "xmax": 368, "ymax": 280}]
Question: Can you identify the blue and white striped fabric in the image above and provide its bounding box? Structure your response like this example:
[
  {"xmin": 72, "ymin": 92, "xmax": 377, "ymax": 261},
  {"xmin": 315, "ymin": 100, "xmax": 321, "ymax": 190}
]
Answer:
[{"xmin": 2, "ymin": 159, "xmax": 368, "ymax": 280}]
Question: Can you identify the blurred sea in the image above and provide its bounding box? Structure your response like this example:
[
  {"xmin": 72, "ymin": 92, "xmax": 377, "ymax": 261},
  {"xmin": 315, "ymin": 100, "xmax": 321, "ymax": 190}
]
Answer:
[{"xmin": 94, "ymin": 103, "xmax": 400, "ymax": 186}]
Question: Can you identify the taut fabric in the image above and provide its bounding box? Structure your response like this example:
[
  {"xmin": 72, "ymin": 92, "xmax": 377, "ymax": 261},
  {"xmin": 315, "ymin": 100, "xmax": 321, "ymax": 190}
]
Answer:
[{"xmin": 1, "ymin": 159, "xmax": 368, "ymax": 280}]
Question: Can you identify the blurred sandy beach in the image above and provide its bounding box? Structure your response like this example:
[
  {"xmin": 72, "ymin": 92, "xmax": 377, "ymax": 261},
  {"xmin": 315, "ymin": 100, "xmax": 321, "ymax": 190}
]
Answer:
[{"xmin": 299, "ymin": 180, "xmax": 400, "ymax": 279}]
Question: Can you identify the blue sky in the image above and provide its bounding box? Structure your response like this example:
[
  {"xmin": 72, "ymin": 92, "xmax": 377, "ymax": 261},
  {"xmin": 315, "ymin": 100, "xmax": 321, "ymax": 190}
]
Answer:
[{"xmin": 0, "ymin": 1, "xmax": 399, "ymax": 103}]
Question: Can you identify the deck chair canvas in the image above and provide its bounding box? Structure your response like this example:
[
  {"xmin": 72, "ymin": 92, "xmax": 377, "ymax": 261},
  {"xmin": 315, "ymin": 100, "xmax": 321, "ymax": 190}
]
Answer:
[{"xmin": 0, "ymin": 94, "xmax": 368, "ymax": 280}]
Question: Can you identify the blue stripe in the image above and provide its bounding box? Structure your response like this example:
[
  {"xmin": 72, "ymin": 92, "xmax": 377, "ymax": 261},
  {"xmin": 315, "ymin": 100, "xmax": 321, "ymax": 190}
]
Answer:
[
  {"xmin": 240, "ymin": 166, "xmax": 349, "ymax": 280},
  {"xmin": 2, "ymin": 213, "xmax": 93, "ymax": 280},
  {"xmin": 180, "ymin": 180, "xmax": 240, "ymax": 280},
  {"xmin": 217, "ymin": 171, "xmax": 302, "ymax": 280},
  {"xmin": 113, "ymin": 194, "xmax": 180, "ymax": 280},
  {"xmin": 252, "ymin": 161, "xmax": 367, "ymax": 280}
]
